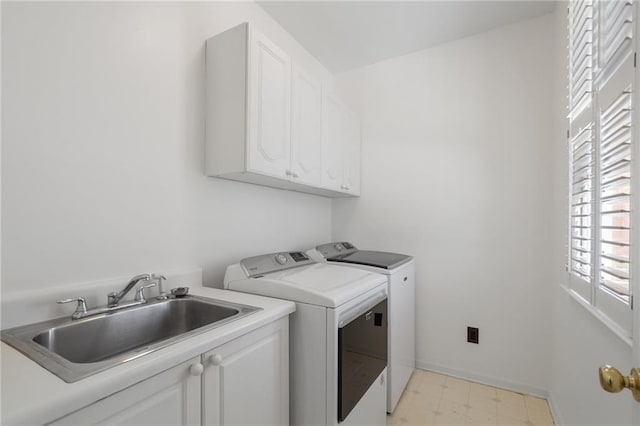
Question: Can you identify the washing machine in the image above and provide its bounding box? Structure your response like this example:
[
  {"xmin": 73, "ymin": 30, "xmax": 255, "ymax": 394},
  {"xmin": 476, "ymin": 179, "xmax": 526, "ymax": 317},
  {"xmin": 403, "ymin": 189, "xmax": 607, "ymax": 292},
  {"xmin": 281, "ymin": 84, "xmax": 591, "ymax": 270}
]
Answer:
[
  {"xmin": 308, "ymin": 242, "xmax": 415, "ymax": 413},
  {"xmin": 224, "ymin": 250, "xmax": 388, "ymax": 426}
]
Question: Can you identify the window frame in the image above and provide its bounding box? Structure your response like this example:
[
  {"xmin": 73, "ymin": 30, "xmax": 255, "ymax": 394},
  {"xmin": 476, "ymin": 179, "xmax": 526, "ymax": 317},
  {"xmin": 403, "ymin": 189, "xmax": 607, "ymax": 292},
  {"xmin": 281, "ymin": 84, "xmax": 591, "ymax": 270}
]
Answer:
[{"xmin": 566, "ymin": 0, "xmax": 637, "ymax": 341}]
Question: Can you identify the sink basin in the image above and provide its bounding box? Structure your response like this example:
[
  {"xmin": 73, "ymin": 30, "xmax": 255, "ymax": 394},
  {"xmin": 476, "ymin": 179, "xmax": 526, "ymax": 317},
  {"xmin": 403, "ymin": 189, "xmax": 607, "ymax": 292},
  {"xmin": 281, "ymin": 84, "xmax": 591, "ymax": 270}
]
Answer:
[{"xmin": 1, "ymin": 295, "xmax": 261, "ymax": 382}]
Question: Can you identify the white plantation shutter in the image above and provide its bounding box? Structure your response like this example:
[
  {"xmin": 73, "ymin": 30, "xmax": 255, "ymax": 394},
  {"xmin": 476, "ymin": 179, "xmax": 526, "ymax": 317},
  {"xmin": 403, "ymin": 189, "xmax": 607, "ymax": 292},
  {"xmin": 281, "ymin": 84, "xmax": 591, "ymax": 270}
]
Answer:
[
  {"xmin": 568, "ymin": 0, "xmax": 636, "ymax": 336},
  {"xmin": 570, "ymin": 0, "xmax": 594, "ymax": 116},
  {"xmin": 570, "ymin": 124, "xmax": 594, "ymax": 285},
  {"xmin": 599, "ymin": 87, "xmax": 632, "ymax": 298},
  {"xmin": 569, "ymin": 0, "xmax": 596, "ymax": 300}
]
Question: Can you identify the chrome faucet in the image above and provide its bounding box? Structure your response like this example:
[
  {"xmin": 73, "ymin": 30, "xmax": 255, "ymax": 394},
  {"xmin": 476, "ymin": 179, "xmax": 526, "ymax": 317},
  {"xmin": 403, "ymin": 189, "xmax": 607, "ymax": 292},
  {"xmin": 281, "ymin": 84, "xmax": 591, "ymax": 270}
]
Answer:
[
  {"xmin": 57, "ymin": 275, "xmax": 156, "ymax": 320},
  {"xmin": 108, "ymin": 274, "xmax": 151, "ymax": 307}
]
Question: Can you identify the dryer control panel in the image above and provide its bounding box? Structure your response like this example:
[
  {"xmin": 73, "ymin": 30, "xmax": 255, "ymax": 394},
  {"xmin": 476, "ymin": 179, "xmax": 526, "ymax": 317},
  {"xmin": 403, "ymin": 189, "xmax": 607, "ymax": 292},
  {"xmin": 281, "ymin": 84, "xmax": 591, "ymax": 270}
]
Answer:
[
  {"xmin": 316, "ymin": 241, "xmax": 358, "ymax": 259},
  {"xmin": 240, "ymin": 251, "xmax": 314, "ymax": 277}
]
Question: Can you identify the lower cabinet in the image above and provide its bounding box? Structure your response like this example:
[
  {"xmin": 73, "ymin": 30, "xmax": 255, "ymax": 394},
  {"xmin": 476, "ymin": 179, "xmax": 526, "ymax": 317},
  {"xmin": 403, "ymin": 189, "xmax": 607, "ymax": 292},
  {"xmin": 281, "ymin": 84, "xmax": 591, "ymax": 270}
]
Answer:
[
  {"xmin": 49, "ymin": 318, "xmax": 288, "ymax": 426},
  {"xmin": 50, "ymin": 357, "xmax": 202, "ymax": 426},
  {"xmin": 202, "ymin": 319, "xmax": 288, "ymax": 425}
]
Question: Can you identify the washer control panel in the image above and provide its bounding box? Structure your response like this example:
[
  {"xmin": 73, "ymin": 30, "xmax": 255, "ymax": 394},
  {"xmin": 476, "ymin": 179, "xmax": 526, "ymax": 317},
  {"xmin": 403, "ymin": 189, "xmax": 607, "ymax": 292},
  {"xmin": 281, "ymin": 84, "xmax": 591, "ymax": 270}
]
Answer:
[
  {"xmin": 240, "ymin": 251, "xmax": 313, "ymax": 277},
  {"xmin": 316, "ymin": 241, "xmax": 358, "ymax": 259}
]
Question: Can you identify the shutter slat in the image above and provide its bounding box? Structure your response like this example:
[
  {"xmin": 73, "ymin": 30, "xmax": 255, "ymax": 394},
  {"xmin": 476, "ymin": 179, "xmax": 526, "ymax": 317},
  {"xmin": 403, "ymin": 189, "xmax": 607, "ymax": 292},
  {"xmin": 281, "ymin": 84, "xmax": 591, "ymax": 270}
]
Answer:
[
  {"xmin": 600, "ymin": 126, "xmax": 631, "ymax": 152},
  {"xmin": 572, "ymin": 0, "xmax": 590, "ymax": 22},
  {"xmin": 603, "ymin": 1, "xmax": 631, "ymax": 35},
  {"xmin": 572, "ymin": 43, "xmax": 593, "ymax": 69},
  {"xmin": 601, "ymin": 225, "xmax": 630, "ymax": 231},
  {"xmin": 600, "ymin": 158, "xmax": 630, "ymax": 176},
  {"xmin": 600, "ymin": 193, "xmax": 630, "ymax": 203},
  {"xmin": 600, "ymin": 108, "xmax": 631, "ymax": 134},
  {"xmin": 601, "ymin": 253, "xmax": 630, "ymax": 264},
  {"xmin": 601, "ymin": 239, "xmax": 630, "ymax": 247},
  {"xmin": 573, "ymin": 246, "xmax": 591, "ymax": 254},
  {"xmin": 600, "ymin": 277, "xmax": 630, "ymax": 297},
  {"xmin": 601, "ymin": 267, "xmax": 629, "ymax": 281},
  {"xmin": 601, "ymin": 140, "xmax": 630, "ymax": 158},
  {"xmin": 601, "ymin": 175, "xmax": 631, "ymax": 189}
]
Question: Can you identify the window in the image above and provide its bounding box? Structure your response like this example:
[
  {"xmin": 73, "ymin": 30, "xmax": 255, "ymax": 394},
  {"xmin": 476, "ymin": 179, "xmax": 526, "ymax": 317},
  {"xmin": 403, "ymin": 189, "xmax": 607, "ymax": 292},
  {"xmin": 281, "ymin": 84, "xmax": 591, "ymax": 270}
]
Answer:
[{"xmin": 567, "ymin": 0, "xmax": 636, "ymax": 337}]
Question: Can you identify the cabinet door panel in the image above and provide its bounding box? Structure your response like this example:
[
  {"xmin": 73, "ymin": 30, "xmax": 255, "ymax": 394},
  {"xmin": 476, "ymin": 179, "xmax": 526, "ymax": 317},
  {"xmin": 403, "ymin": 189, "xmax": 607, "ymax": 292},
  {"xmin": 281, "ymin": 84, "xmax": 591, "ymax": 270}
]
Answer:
[
  {"xmin": 321, "ymin": 91, "xmax": 344, "ymax": 191},
  {"xmin": 203, "ymin": 320, "xmax": 288, "ymax": 426},
  {"xmin": 248, "ymin": 29, "xmax": 291, "ymax": 178},
  {"xmin": 49, "ymin": 358, "xmax": 201, "ymax": 426},
  {"xmin": 291, "ymin": 64, "xmax": 321, "ymax": 185},
  {"xmin": 342, "ymin": 109, "xmax": 361, "ymax": 195}
]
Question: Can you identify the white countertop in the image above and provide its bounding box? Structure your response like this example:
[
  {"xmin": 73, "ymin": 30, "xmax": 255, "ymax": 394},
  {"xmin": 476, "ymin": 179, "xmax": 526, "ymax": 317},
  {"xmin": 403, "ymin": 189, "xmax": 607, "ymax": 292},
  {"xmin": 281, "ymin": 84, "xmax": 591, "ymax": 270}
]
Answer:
[{"xmin": 1, "ymin": 287, "xmax": 295, "ymax": 425}]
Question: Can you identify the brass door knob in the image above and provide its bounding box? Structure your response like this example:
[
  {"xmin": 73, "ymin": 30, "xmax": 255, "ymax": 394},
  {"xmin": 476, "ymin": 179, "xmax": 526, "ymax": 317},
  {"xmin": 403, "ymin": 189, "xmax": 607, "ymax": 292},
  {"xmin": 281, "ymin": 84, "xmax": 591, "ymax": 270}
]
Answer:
[{"xmin": 598, "ymin": 365, "xmax": 640, "ymax": 402}]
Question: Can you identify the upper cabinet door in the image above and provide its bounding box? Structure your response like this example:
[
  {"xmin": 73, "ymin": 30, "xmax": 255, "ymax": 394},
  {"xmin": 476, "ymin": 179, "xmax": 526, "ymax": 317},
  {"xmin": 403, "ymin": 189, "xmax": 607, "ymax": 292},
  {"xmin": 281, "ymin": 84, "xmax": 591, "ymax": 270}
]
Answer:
[
  {"xmin": 290, "ymin": 63, "xmax": 322, "ymax": 186},
  {"xmin": 321, "ymin": 91, "xmax": 344, "ymax": 191},
  {"xmin": 247, "ymin": 29, "xmax": 292, "ymax": 178},
  {"xmin": 342, "ymin": 108, "xmax": 361, "ymax": 195}
]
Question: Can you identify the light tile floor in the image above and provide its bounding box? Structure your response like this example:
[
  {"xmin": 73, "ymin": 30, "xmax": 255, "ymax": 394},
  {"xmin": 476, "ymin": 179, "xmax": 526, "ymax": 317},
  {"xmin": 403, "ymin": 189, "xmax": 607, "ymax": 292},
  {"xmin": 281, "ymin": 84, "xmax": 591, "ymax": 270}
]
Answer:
[{"xmin": 388, "ymin": 370, "xmax": 554, "ymax": 426}]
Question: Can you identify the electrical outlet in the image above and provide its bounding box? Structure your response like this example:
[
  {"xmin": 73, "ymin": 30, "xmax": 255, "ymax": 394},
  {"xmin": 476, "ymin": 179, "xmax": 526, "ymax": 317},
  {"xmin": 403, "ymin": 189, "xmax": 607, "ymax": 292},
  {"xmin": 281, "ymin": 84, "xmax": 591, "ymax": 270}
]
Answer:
[{"xmin": 467, "ymin": 327, "xmax": 479, "ymax": 344}]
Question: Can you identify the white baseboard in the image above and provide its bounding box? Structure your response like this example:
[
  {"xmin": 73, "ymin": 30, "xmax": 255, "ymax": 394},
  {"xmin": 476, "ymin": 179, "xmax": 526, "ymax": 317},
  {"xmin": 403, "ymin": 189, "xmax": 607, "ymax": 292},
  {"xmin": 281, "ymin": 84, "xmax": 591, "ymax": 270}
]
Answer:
[
  {"xmin": 416, "ymin": 359, "xmax": 549, "ymax": 399},
  {"xmin": 546, "ymin": 390, "xmax": 564, "ymax": 426}
]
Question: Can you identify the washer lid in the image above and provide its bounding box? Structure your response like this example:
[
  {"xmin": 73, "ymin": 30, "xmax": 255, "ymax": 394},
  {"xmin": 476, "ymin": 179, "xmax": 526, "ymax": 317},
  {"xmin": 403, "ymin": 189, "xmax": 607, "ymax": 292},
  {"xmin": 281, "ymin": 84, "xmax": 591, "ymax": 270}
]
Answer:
[
  {"xmin": 328, "ymin": 250, "xmax": 412, "ymax": 270},
  {"xmin": 227, "ymin": 263, "xmax": 387, "ymax": 307}
]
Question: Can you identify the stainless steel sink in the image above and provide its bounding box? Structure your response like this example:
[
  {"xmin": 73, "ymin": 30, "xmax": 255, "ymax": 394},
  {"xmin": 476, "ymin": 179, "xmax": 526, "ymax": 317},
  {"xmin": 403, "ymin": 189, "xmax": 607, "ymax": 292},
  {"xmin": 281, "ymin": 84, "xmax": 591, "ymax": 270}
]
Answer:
[{"xmin": 1, "ymin": 295, "xmax": 261, "ymax": 382}]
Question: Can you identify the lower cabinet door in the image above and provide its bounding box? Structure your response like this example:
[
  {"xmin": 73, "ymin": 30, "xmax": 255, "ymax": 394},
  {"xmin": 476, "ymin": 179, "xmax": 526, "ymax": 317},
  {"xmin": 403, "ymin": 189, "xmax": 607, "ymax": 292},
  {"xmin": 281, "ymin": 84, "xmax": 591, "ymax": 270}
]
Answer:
[
  {"xmin": 202, "ymin": 319, "xmax": 289, "ymax": 426},
  {"xmin": 49, "ymin": 357, "xmax": 202, "ymax": 426}
]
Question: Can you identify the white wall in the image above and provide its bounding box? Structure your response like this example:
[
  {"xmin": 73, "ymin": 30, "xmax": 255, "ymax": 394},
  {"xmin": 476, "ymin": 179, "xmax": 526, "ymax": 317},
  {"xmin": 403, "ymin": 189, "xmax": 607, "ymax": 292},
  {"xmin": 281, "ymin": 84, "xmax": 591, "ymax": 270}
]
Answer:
[
  {"xmin": 548, "ymin": 4, "xmax": 634, "ymax": 425},
  {"xmin": 5, "ymin": 3, "xmax": 637, "ymax": 422},
  {"xmin": 1, "ymin": 2, "xmax": 332, "ymax": 292},
  {"xmin": 333, "ymin": 14, "xmax": 555, "ymax": 395}
]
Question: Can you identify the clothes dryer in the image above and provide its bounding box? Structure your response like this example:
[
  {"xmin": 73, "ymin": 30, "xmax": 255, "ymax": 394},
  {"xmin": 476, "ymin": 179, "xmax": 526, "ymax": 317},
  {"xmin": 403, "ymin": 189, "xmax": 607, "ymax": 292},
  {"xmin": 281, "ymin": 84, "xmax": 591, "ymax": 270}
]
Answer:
[
  {"xmin": 224, "ymin": 250, "xmax": 388, "ymax": 426},
  {"xmin": 308, "ymin": 242, "xmax": 415, "ymax": 413}
]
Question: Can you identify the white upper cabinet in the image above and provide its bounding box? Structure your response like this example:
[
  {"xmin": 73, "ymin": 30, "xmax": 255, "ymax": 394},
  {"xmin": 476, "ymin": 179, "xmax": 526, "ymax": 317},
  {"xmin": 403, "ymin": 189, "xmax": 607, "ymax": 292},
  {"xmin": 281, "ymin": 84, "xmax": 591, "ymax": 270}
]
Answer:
[
  {"xmin": 247, "ymin": 30, "xmax": 292, "ymax": 178},
  {"xmin": 290, "ymin": 63, "xmax": 322, "ymax": 186},
  {"xmin": 205, "ymin": 22, "xmax": 360, "ymax": 197},
  {"xmin": 321, "ymin": 90, "xmax": 361, "ymax": 196}
]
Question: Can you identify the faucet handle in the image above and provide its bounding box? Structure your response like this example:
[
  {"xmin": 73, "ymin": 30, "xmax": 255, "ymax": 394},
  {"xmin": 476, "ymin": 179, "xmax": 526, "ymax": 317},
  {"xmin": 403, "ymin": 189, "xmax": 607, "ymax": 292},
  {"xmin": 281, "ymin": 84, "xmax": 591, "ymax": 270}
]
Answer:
[
  {"xmin": 152, "ymin": 273, "xmax": 167, "ymax": 281},
  {"xmin": 57, "ymin": 297, "xmax": 88, "ymax": 319},
  {"xmin": 107, "ymin": 292, "xmax": 118, "ymax": 306},
  {"xmin": 135, "ymin": 283, "xmax": 157, "ymax": 302},
  {"xmin": 152, "ymin": 274, "xmax": 168, "ymax": 298}
]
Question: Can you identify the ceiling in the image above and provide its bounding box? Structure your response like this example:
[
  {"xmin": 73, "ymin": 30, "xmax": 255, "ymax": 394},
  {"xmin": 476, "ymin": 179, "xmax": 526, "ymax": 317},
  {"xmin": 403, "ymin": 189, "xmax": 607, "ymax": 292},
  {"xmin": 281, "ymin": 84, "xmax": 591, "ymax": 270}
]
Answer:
[{"xmin": 258, "ymin": 1, "xmax": 557, "ymax": 73}]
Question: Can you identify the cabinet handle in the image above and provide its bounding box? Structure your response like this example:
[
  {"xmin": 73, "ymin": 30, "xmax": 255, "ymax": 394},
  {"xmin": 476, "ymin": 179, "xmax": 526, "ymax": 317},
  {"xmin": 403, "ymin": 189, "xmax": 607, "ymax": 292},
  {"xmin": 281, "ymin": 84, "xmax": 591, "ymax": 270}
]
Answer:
[
  {"xmin": 189, "ymin": 362, "xmax": 204, "ymax": 376},
  {"xmin": 209, "ymin": 354, "xmax": 223, "ymax": 366},
  {"xmin": 292, "ymin": 172, "xmax": 299, "ymax": 178},
  {"xmin": 285, "ymin": 169, "xmax": 292, "ymax": 176}
]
